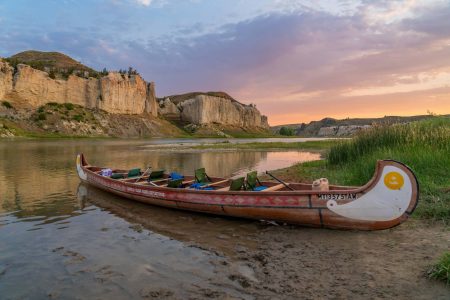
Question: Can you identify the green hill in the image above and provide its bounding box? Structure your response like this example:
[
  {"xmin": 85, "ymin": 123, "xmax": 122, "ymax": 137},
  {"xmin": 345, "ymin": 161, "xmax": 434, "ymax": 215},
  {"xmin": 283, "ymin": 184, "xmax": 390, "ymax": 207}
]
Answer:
[{"xmin": 9, "ymin": 50, "xmax": 94, "ymax": 71}]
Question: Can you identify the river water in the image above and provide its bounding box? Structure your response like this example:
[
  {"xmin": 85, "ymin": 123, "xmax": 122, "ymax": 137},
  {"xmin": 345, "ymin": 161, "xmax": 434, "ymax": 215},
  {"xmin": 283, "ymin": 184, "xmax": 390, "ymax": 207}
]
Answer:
[{"xmin": 0, "ymin": 139, "xmax": 321, "ymax": 299}]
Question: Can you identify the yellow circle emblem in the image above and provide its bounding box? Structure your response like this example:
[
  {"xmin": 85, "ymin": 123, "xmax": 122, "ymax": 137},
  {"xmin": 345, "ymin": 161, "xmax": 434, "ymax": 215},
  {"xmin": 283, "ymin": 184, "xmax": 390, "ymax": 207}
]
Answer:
[{"xmin": 384, "ymin": 172, "xmax": 404, "ymax": 190}]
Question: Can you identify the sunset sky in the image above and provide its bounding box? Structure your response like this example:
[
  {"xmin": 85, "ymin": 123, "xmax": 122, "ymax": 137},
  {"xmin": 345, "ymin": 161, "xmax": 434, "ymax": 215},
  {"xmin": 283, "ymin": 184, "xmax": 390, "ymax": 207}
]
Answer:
[{"xmin": 1, "ymin": 0, "xmax": 449, "ymax": 125}]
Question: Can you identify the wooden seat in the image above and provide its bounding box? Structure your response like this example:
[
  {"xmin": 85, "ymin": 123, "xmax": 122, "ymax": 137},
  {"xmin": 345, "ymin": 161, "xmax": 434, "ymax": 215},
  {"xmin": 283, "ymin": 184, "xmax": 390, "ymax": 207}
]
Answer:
[
  {"xmin": 262, "ymin": 183, "xmax": 286, "ymax": 192},
  {"xmin": 202, "ymin": 179, "xmax": 229, "ymax": 188}
]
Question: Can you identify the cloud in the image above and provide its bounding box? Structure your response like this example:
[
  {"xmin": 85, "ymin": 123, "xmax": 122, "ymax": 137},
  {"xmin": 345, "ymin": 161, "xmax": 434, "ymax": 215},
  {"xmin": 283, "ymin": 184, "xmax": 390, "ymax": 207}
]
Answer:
[
  {"xmin": 135, "ymin": 0, "xmax": 152, "ymax": 6},
  {"xmin": 1, "ymin": 0, "xmax": 448, "ymax": 124}
]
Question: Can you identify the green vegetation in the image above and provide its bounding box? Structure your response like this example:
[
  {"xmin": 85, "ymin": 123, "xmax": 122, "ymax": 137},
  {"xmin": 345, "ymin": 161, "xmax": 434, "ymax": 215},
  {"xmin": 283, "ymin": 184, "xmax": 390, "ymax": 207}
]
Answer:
[
  {"xmin": 36, "ymin": 112, "xmax": 47, "ymax": 121},
  {"xmin": 5, "ymin": 51, "xmax": 112, "ymax": 80},
  {"xmin": 72, "ymin": 114, "xmax": 83, "ymax": 122},
  {"xmin": 279, "ymin": 126, "xmax": 296, "ymax": 136},
  {"xmin": 64, "ymin": 103, "xmax": 74, "ymax": 110},
  {"xmin": 428, "ymin": 251, "xmax": 450, "ymax": 284},
  {"xmin": 1, "ymin": 101, "xmax": 13, "ymax": 109},
  {"xmin": 279, "ymin": 117, "xmax": 450, "ymax": 223}
]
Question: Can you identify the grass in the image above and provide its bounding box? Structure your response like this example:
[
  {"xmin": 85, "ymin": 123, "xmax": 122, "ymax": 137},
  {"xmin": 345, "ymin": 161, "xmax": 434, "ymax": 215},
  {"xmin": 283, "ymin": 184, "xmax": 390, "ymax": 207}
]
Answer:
[
  {"xmin": 428, "ymin": 251, "xmax": 450, "ymax": 285},
  {"xmin": 273, "ymin": 117, "xmax": 450, "ymax": 224}
]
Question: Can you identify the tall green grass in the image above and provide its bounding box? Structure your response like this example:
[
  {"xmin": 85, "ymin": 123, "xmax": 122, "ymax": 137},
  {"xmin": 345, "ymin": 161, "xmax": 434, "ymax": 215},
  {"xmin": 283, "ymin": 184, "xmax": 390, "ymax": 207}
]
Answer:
[
  {"xmin": 324, "ymin": 117, "xmax": 450, "ymax": 223},
  {"xmin": 328, "ymin": 117, "xmax": 450, "ymax": 165},
  {"xmin": 428, "ymin": 251, "xmax": 450, "ymax": 284}
]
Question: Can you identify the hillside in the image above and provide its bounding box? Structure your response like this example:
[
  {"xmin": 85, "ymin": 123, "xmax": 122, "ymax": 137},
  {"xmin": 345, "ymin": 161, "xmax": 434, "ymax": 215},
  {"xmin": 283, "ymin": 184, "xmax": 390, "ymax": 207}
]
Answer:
[
  {"xmin": 272, "ymin": 115, "xmax": 448, "ymax": 136},
  {"xmin": 1, "ymin": 50, "xmax": 270, "ymax": 138},
  {"xmin": 9, "ymin": 50, "xmax": 94, "ymax": 71}
]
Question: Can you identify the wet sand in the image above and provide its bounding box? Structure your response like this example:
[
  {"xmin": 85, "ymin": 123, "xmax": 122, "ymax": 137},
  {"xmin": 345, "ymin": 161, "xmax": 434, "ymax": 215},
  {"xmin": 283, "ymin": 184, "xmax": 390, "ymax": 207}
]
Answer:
[{"xmin": 82, "ymin": 186, "xmax": 450, "ymax": 299}]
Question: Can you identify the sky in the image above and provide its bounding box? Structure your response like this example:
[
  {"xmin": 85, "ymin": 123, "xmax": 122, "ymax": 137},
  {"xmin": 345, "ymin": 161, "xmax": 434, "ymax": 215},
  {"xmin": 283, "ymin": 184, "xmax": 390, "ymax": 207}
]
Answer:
[{"xmin": 1, "ymin": 0, "xmax": 449, "ymax": 125}]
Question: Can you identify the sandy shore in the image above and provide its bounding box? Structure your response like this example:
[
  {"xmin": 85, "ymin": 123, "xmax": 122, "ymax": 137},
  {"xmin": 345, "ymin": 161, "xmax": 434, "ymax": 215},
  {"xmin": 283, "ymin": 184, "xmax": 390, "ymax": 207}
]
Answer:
[{"xmin": 84, "ymin": 187, "xmax": 450, "ymax": 299}]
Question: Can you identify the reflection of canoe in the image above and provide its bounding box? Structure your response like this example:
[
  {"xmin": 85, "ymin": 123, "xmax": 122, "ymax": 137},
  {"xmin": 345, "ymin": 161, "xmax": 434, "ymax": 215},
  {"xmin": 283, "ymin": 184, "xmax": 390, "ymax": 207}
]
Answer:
[
  {"xmin": 76, "ymin": 153, "xmax": 419, "ymax": 230},
  {"xmin": 77, "ymin": 183, "xmax": 259, "ymax": 256}
]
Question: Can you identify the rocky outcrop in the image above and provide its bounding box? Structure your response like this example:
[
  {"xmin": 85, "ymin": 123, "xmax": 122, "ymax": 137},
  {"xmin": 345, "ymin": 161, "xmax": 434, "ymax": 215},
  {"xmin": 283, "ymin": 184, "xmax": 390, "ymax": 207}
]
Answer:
[
  {"xmin": 317, "ymin": 125, "xmax": 372, "ymax": 136},
  {"xmin": 0, "ymin": 60, "xmax": 13, "ymax": 99},
  {"xmin": 0, "ymin": 61, "xmax": 158, "ymax": 116},
  {"xmin": 159, "ymin": 94, "xmax": 269, "ymax": 129}
]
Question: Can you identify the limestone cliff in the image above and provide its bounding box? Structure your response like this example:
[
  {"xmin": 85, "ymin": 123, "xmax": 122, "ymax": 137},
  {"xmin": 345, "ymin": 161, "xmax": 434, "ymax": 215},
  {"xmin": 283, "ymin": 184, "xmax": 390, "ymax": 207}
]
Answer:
[
  {"xmin": 0, "ymin": 61, "xmax": 158, "ymax": 116},
  {"xmin": 0, "ymin": 60, "xmax": 13, "ymax": 100},
  {"xmin": 159, "ymin": 94, "xmax": 269, "ymax": 129}
]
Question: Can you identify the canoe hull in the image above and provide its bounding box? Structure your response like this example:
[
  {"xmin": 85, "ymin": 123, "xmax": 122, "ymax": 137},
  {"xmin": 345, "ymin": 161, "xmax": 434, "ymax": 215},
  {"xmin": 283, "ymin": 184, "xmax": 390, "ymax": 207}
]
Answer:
[{"xmin": 76, "ymin": 154, "xmax": 419, "ymax": 230}]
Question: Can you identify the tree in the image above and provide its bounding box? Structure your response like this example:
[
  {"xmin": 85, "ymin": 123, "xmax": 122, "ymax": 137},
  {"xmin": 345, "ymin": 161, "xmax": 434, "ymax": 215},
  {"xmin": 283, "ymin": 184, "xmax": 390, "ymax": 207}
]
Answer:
[
  {"xmin": 48, "ymin": 69, "xmax": 56, "ymax": 79},
  {"xmin": 279, "ymin": 126, "xmax": 296, "ymax": 136}
]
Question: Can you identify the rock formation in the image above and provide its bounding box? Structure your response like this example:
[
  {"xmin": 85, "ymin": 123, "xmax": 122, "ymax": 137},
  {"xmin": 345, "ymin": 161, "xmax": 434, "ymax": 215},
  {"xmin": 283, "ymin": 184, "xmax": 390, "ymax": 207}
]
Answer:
[
  {"xmin": 159, "ymin": 94, "xmax": 269, "ymax": 129},
  {"xmin": 317, "ymin": 125, "xmax": 372, "ymax": 136},
  {"xmin": 0, "ymin": 60, "xmax": 158, "ymax": 116}
]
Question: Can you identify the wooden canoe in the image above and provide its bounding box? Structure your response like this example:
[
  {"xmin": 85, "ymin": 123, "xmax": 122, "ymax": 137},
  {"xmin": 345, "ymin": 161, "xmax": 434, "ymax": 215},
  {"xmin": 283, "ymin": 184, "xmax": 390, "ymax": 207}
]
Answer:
[{"xmin": 76, "ymin": 153, "xmax": 419, "ymax": 230}]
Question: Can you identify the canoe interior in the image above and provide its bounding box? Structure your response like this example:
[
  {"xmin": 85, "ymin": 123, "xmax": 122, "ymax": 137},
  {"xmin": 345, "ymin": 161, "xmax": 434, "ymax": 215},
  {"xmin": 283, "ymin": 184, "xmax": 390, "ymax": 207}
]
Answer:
[{"xmin": 84, "ymin": 166, "xmax": 355, "ymax": 192}]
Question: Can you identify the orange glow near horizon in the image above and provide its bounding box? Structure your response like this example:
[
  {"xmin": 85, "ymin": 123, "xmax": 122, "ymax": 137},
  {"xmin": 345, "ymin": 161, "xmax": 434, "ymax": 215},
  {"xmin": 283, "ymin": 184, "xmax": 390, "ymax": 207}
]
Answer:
[{"xmin": 258, "ymin": 92, "xmax": 450, "ymax": 126}]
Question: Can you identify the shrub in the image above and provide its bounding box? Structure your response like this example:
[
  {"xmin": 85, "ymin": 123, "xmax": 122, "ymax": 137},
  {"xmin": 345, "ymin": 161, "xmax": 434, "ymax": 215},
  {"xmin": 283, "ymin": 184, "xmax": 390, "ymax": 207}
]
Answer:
[
  {"xmin": 1, "ymin": 101, "xmax": 13, "ymax": 109},
  {"xmin": 72, "ymin": 114, "xmax": 83, "ymax": 122},
  {"xmin": 279, "ymin": 126, "xmax": 296, "ymax": 136},
  {"xmin": 37, "ymin": 106, "xmax": 45, "ymax": 113},
  {"xmin": 37, "ymin": 112, "xmax": 46, "ymax": 121},
  {"xmin": 64, "ymin": 103, "xmax": 74, "ymax": 110}
]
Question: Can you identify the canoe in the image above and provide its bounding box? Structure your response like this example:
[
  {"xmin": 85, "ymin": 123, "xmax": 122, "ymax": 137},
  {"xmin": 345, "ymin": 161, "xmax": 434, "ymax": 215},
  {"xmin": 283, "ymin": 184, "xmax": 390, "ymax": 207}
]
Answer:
[{"xmin": 76, "ymin": 153, "xmax": 419, "ymax": 230}]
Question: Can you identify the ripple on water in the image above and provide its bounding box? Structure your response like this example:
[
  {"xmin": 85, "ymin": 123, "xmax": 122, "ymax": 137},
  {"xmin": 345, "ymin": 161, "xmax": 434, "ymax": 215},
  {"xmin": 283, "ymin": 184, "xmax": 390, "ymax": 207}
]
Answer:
[{"xmin": 0, "ymin": 139, "xmax": 323, "ymax": 299}]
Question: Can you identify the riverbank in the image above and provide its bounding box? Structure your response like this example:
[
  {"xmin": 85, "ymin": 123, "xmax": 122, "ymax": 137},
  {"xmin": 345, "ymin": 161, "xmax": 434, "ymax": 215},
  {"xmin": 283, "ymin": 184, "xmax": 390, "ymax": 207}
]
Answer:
[
  {"xmin": 263, "ymin": 117, "xmax": 450, "ymax": 287},
  {"xmin": 80, "ymin": 188, "xmax": 450, "ymax": 299}
]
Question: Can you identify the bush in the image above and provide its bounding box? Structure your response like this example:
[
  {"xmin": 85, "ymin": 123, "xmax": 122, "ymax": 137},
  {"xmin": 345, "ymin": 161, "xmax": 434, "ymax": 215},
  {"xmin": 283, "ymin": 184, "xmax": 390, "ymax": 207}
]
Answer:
[
  {"xmin": 1, "ymin": 101, "xmax": 13, "ymax": 109},
  {"xmin": 279, "ymin": 126, "xmax": 296, "ymax": 136},
  {"xmin": 37, "ymin": 106, "xmax": 45, "ymax": 113},
  {"xmin": 72, "ymin": 114, "xmax": 83, "ymax": 122},
  {"xmin": 64, "ymin": 103, "xmax": 74, "ymax": 110},
  {"xmin": 37, "ymin": 112, "xmax": 46, "ymax": 121}
]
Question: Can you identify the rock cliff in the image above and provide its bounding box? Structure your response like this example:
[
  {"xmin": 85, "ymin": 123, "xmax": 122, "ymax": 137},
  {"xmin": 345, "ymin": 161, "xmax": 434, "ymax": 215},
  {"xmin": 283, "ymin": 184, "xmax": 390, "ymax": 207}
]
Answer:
[
  {"xmin": 159, "ymin": 94, "xmax": 269, "ymax": 129},
  {"xmin": 0, "ymin": 60, "xmax": 158, "ymax": 116}
]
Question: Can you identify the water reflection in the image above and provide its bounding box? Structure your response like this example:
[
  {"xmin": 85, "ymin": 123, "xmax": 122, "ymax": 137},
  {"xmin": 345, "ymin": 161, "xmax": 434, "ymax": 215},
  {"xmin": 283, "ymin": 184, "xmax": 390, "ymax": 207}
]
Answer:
[
  {"xmin": 77, "ymin": 183, "xmax": 260, "ymax": 256},
  {"xmin": 0, "ymin": 139, "xmax": 321, "ymax": 299},
  {"xmin": 0, "ymin": 139, "xmax": 320, "ymax": 218}
]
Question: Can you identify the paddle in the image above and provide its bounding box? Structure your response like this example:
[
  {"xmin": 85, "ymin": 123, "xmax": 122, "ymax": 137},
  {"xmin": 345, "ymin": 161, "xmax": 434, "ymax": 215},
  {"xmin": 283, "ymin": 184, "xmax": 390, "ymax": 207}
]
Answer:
[
  {"xmin": 134, "ymin": 166, "xmax": 152, "ymax": 183},
  {"xmin": 265, "ymin": 171, "xmax": 295, "ymax": 191}
]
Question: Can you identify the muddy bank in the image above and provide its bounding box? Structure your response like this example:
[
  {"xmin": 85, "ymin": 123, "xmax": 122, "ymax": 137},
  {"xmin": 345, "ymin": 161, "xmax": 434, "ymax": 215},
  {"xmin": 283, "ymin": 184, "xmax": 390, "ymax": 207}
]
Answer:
[{"xmin": 81, "ymin": 186, "xmax": 450, "ymax": 299}]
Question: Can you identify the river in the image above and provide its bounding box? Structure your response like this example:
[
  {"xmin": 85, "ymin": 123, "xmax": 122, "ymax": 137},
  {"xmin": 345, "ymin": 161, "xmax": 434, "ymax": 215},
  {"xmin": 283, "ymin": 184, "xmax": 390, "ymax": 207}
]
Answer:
[{"xmin": 0, "ymin": 138, "xmax": 322, "ymax": 299}]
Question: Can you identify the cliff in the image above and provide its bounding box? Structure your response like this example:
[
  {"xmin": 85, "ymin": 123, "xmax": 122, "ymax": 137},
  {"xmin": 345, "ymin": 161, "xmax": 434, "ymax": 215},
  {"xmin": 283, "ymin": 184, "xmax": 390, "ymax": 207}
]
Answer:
[
  {"xmin": 1, "ymin": 50, "xmax": 271, "ymax": 137},
  {"xmin": 159, "ymin": 94, "xmax": 269, "ymax": 129},
  {"xmin": 0, "ymin": 59, "xmax": 158, "ymax": 116}
]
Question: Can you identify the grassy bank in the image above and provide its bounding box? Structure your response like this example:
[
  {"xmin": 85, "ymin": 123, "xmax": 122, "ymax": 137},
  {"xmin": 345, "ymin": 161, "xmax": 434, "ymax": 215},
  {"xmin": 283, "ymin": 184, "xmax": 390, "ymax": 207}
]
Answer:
[
  {"xmin": 273, "ymin": 117, "xmax": 450, "ymax": 224},
  {"xmin": 428, "ymin": 251, "xmax": 450, "ymax": 285}
]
